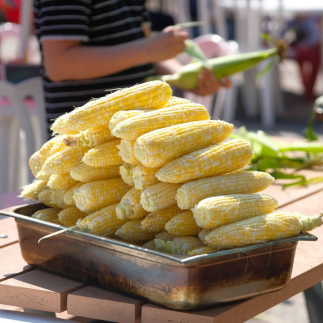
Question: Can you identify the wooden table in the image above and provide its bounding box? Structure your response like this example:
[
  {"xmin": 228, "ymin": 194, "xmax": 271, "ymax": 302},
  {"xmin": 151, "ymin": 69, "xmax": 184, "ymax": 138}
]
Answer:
[{"xmin": 1, "ymin": 169, "xmax": 323, "ymax": 323}]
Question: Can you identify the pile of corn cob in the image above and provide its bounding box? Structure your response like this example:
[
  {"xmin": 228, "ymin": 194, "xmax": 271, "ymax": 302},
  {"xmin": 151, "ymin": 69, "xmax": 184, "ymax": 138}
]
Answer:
[{"xmin": 21, "ymin": 81, "xmax": 321, "ymax": 256}]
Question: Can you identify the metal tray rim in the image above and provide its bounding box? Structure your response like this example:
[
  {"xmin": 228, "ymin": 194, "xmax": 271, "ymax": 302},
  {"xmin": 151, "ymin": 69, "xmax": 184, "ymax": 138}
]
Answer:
[{"xmin": 1, "ymin": 203, "xmax": 318, "ymax": 264}]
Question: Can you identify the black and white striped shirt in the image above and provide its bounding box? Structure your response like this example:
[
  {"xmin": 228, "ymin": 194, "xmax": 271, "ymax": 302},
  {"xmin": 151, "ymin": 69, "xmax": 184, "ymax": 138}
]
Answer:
[{"xmin": 34, "ymin": 0, "xmax": 155, "ymax": 136}]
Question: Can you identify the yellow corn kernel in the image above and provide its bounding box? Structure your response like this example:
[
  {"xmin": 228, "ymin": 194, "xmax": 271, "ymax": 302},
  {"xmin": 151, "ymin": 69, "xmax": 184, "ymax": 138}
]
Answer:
[
  {"xmin": 63, "ymin": 126, "xmax": 115, "ymax": 148},
  {"xmin": 82, "ymin": 139, "xmax": 122, "ymax": 167},
  {"xmin": 38, "ymin": 189, "xmax": 56, "ymax": 207},
  {"xmin": 112, "ymin": 103, "xmax": 210, "ymax": 141},
  {"xmin": 51, "ymin": 189, "xmax": 68, "ymax": 209},
  {"xmin": 156, "ymin": 139, "xmax": 253, "ymax": 184},
  {"xmin": 164, "ymin": 96, "xmax": 191, "ymax": 107},
  {"xmin": 155, "ymin": 231, "xmax": 176, "ymax": 241},
  {"xmin": 141, "ymin": 182, "xmax": 181, "ymax": 212},
  {"xmin": 198, "ymin": 228, "xmax": 212, "ymax": 242},
  {"xmin": 204, "ymin": 212, "xmax": 322, "ymax": 249},
  {"xmin": 51, "ymin": 81, "xmax": 172, "ymax": 134},
  {"xmin": 141, "ymin": 240, "xmax": 156, "ymax": 249},
  {"xmin": 116, "ymin": 188, "xmax": 148, "ymax": 220},
  {"xmin": 87, "ymin": 204, "xmax": 127, "ymax": 236},
  {"xmin": 132, "ymin": 164, "xmax": 161, "ymax": 191},
  {"xmin": 134, "ymin": 120, "xmax": 233, "ymax": 168},
  {"xmin": 192, "ymin": 194, "xmax": 278, "ymax": 229},
  {"xmin": 31, "ymin": 208, "xmax": 61, "ymax": 224},
  {"xmin": 141, "ymin": 205, "xmax": 182, "ymax": 233},
  {"xmin": 73, "ymin": 178, "xmax": 130, "ymax": 213},
  {"xmin": 115, "ymin": 219, "xmax": 156, "ymax": 243},
  {"xmin": 58, "ymin": 207, "xmax": 87, "ymax": 226},
  {"xmin": 20, "ymin": 180, "xmax": 47, "ymax": 201},
  {"xmin": 47, "ymin": 173, "xmax": 79, "ymax": 190},
  {"xmin": 42, "ymin": 146, "xmax": 89, "ymax": 175},
  {"xmin": 164, "ymin": 236, "xmax": 204, "ymax": 255},
  {"xmin": 165, "ymin": 210, "xmax": 201, "ymax": 236},
  {"xmin": 64, "ymin": 182, "xmax": 83, "ymax": 206},
  {"xmin": 70, "ymin": 163, "xmax": 120, "ymax": 182},
  {"xmin": 117, "ymin": 139, "xmax": 140, "ymax": 165},
  {"xmin": 109, "ymin": 109, "xmax": 156, "ymax": 131},
  {"xmin": 35, "ymin": 170, "xmax": 51, "ymax": 181},
  {"xmin": 119, "ymin": 163, "xmax": 135, "ymax": 186},
  {"xmin": 29, "ymin": 136, "xmax": 64, "ymax": 176},
  {"xmin": 187, "ymin": 246, "xmax": 217, "ymax": 256},
  {"xmin": 176, "ymin": 171, "xmax": 275, "ymax": 210}
]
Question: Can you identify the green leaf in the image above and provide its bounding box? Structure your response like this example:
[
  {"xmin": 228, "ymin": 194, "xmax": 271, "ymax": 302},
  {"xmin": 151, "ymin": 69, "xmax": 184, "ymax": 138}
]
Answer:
[
  {"xmin": 279, "ymin": 142, "xmax": 323, "ymax": 154},
  {"xmin": 260, "ymin": 33, "xmax": 274, "ymax": 43},
  {"xmin": 256, "ymin": 57, "xmax": 276, "ymax": 78},
  {"xmin": 257, "ymin": 158, "xmax": 283, "ymax": 172},
  {"xmin": 184, "ymin": 39, "xmax": 208, "ymax": 63}
]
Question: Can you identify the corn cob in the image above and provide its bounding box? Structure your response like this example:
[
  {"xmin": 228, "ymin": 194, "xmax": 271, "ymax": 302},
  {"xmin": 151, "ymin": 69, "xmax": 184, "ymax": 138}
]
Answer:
[
  {"xmin": 29, "ymin": 136, "xmax": 63, "ymax": 176},
  {"xmin": 192, "ymin": 194, "xmax": 278, "ymax": 229},
  {"xmin": 187, "ymin": 246, "xmax": 217, "ymax": 256},
  {"xmin": 63, "ymin": 126, "xmax": 115, "ymax": 148},
  {"xmin": 141, "ymin": 182, "xmax": 181, "ymax": 212},
  {"xmin": 134, "ymin": 120, "xmax": 234, "ymax": 168},
  {"xmin": 198, "ymin": 228, "xmax": 212, "ymax": 242},
  {"xmin": 145, "ymin": 43, "xmax": 287, "ymax": 90},
  {"xmin": 42, "ymin": 146, "xmax": 89, "ymax": 175},
  {"xmin": 165, "ymin": 210, "xmax": 201, "ymax": 236},
  {"xmin": 205, "ymin": 212, "xmax": 322, "ymax": 248},
  {"xmin": 77, "ymin": 208, "xmax": 105, "ymax": 231},
  {"xmin": 116, "ymin": 219, "xmax": 156, "ymax": 243},
  {"xmin": 116, "ymin": 188, "xmax": 148, "ymax": 220},
  {"xmin": 51, "ymin": 81, "xmax": 172, "ymax": 134},
  {"xmin": 156, "ymin": 139, "xmax": 253, "ymax": 183},
  {"xmin": 109, "ymin": 109, "xmax": 156, "ymax": 131},
  {"xmin": 49, "ymin": 139, "xmax": 68, "ymax": 156},
  {"xmin": 58, "ymin": 207, "xmax": 87, "ymax": 226},
  {"xmin": 70, "ymin": 163, "xmax": 120, "ymax": 182},
  {"xmin": 87, "ymin": 204, "xmax": 127, "ymax": 236},
  {"xmin": 117, "ymin": 139, "xmax": 140, "ymax": 165},
  {"xmin": 112, "ymin": 104, "xmax": 210, "ymax": 141},
  {"xmin": 164, "ymin": 96, "xmax": 191, "ymax": 107},
  {"xmin": 64, "ymin": 182, "xmax": 83, "ymax": 206},
  {"xmin": 51, "ymin": 189, "xmax": 68, "ymax": 209},
  {"xmin": 82, "ymin": 140, "xmax": 122, "ymax": 167},
  {"xmin": 35, "ymin": 170, "xmax": 51, "ymax": 181},
  {"xmin": 73, "ymin": 178, "xmax": 130, "ymax": 213},
  {"xmin": 31, "ymin": 208, "xmax": 61, "ymax": 224},
  {"xmin": 47, "ymin": 173, "xmax": 78, "ymax": 190},
  {"xmin": 155, "ymin": 231, "xmax": 176, "ymax": 241},
  {"xmin": 38, "ymin": 189, "xmax": 56, "ymax": 207},
  {"xmin": 132, "ymin": 164, "xmax": 161, "ymax": 190},
  {"xmin": 141, "ymin": 205, "xmax": 182, "ymax": 233},
  {"xmin": 158, "ymin": 236, "xmax": 204, "ymax": 255},
  {"xmin": 20, "ymin": 180, "xmax": 47, "ymax": 201},
  {"xmin": 119, "ymin": 163, "xmax": 135, "ymax": 186},
  {"xmin": 176, "ymin": 171, "xmax": 275, "ymax": 210},
  {"xmin": 141, "ymin": 240, "xmax": 156, "ymax": 249}
]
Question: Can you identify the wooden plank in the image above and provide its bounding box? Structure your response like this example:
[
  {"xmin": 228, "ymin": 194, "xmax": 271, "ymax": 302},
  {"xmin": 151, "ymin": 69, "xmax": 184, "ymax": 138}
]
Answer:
[
  {"xmin": 0, "ymin": 270, "xmax": 85, "ymax": 313},
  {"xmin": 0, "ymin": 243, "xmax": 32, "ymax": 282},
  {"xmin": 0, "ymin": 310, "xmax": 69, "ymax": 322},
  {"xmin": 263, "ymin": 169, "xmax": 323, "ymax": 208},
  {"xmin": 68, "ymin": 286, "xmax": 145, "ymax": 323},
  {"xmin": 0, "ymin": 217, "xmax": 19, "ymax": 248},
  {"xmin": 141, "ymin": 190, "xmax": 323, "ymax": 323}
]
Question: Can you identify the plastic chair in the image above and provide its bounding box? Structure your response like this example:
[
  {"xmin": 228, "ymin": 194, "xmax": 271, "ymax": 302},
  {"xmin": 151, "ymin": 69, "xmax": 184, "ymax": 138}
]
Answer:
[
  {"xmin": 179, "ymin": 34, "xmax": 240, "ymax": 121},
  {"xmin": 0, "ymin": 77, "xmax": 46, "ymax": 208}
]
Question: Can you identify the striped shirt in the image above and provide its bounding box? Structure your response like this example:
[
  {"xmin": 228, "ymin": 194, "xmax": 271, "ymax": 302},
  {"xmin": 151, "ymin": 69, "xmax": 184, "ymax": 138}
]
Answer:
[{"xmin": 34, "ymin": 0, "xmax": 155, "ymax": 136}]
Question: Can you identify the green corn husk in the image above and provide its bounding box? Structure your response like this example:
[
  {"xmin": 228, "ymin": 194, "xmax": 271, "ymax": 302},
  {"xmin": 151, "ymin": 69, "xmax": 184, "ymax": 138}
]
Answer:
[{"xmin": 145, "ymin": 41, "xmax": 287, "ymax": 90}]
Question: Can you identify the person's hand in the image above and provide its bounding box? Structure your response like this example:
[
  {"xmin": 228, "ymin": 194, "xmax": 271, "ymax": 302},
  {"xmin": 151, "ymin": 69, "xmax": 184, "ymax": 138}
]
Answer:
[
  {"xmin": 144, "ymin": 26, "xmax": 189, "ymax": 62},
  {"xmin": 191, "ymin": 68, "xmax": 231, "ymax": 96}
]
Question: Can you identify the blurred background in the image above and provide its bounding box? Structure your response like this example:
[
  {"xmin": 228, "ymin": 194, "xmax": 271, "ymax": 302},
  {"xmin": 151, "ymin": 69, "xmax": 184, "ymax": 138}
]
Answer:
[{"xmin": 0, "ymin": 1, "xmax": 322, "ymax": 322}]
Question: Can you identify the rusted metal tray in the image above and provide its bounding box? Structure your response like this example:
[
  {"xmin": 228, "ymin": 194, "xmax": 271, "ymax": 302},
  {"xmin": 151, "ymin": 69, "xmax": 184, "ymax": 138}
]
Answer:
[{"xmin": 1, "ymin": 203, "xmax": 318, "ymax": 310}]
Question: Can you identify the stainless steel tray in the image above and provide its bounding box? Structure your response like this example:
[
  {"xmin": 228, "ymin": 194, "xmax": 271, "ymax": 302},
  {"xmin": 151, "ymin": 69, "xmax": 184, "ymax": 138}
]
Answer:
[{"xmin": 1, "ymin": 203, "xmax": 317, "ymax": 310}]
